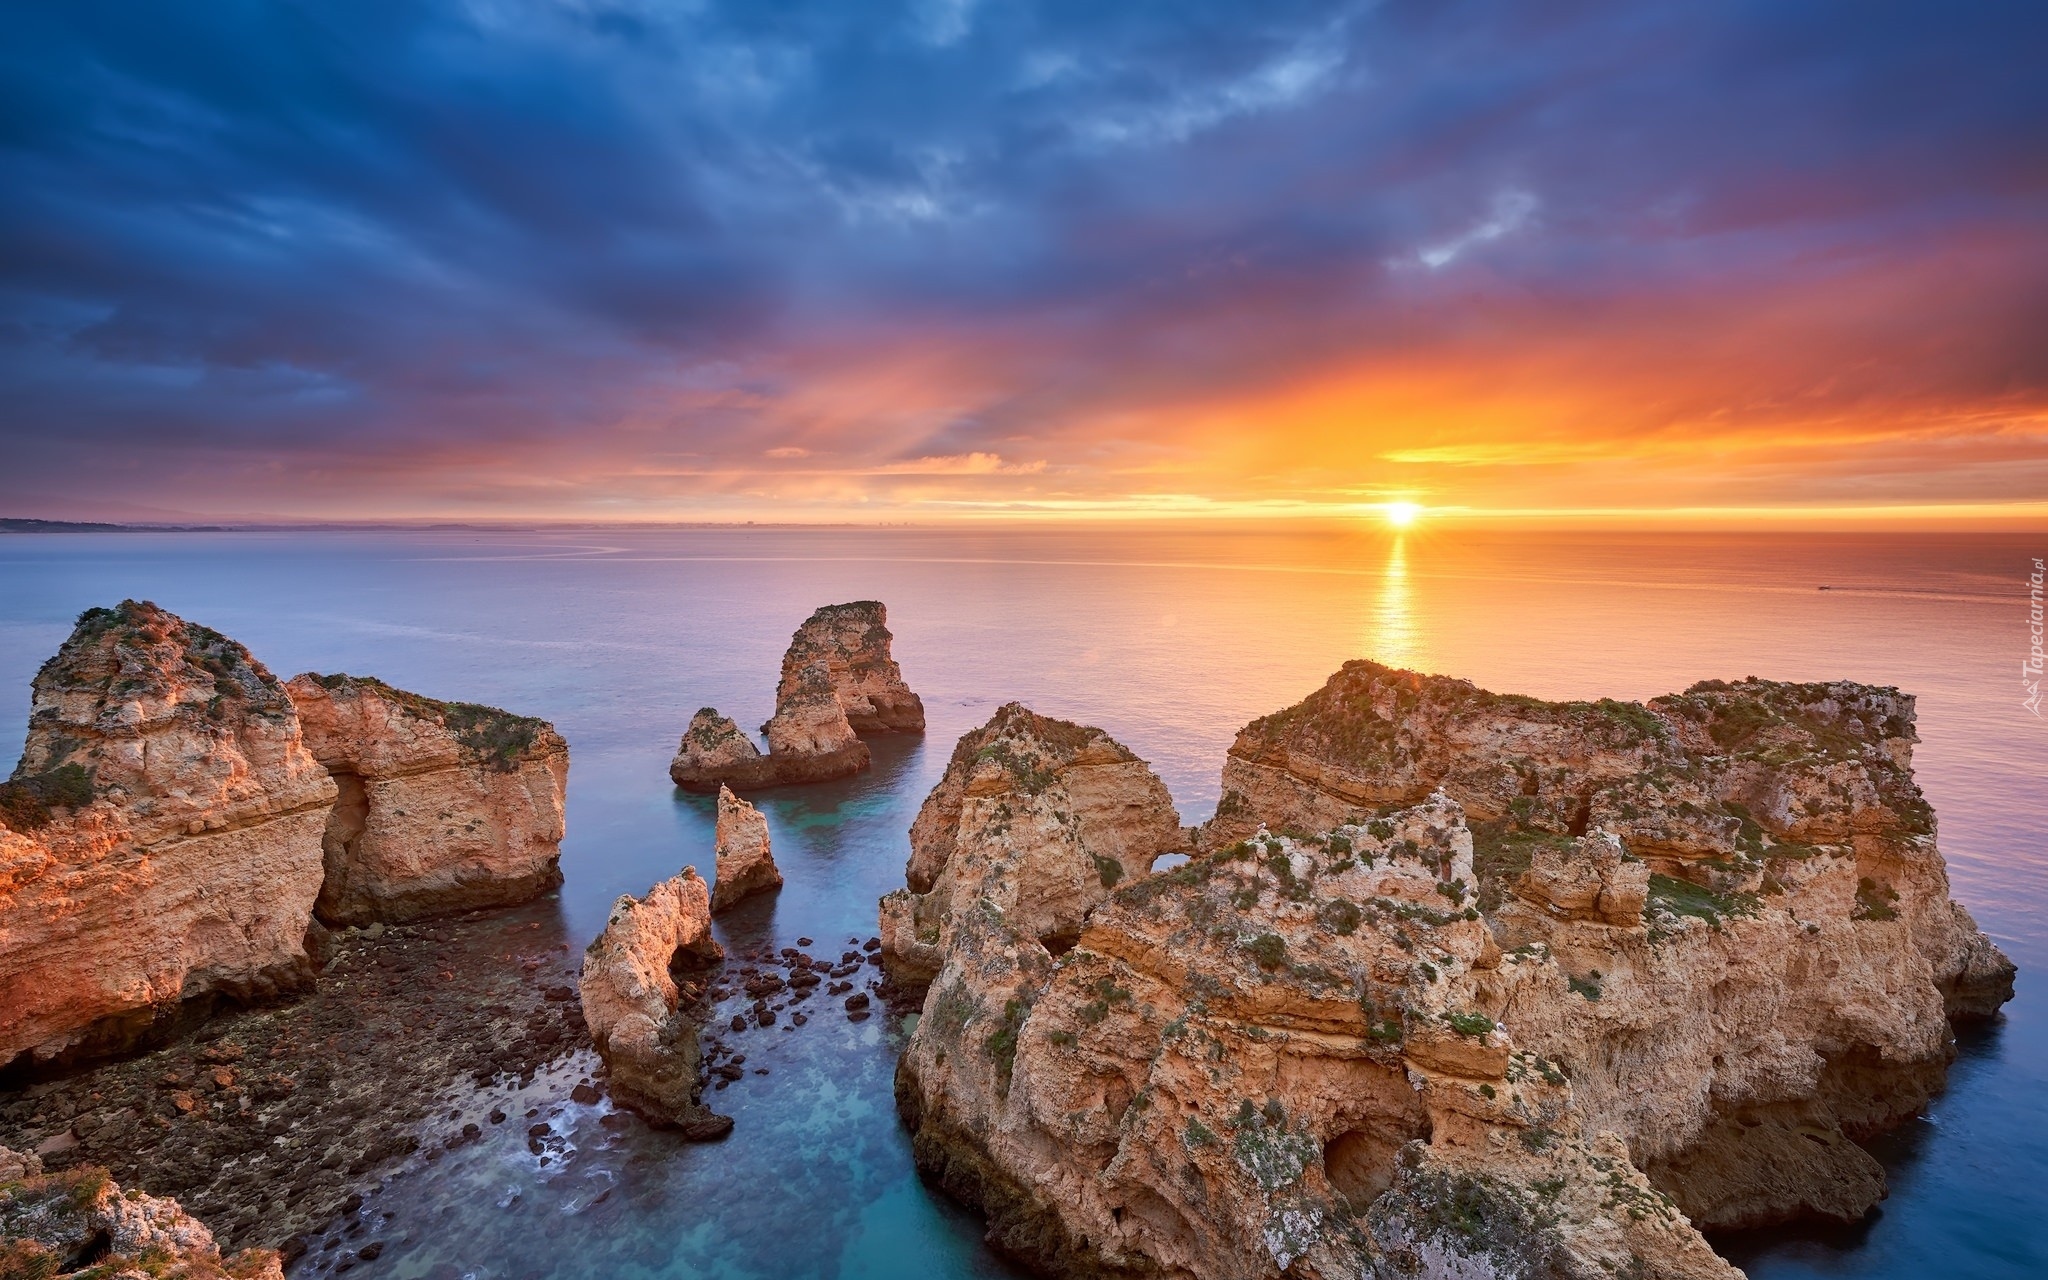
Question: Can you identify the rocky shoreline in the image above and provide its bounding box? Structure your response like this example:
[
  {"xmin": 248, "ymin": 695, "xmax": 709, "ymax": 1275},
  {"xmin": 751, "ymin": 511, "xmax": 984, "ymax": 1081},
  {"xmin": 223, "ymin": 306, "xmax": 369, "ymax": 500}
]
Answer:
[{"xmin": 0, "ymin": 898, "xmax": 585, "ymax": 1259}]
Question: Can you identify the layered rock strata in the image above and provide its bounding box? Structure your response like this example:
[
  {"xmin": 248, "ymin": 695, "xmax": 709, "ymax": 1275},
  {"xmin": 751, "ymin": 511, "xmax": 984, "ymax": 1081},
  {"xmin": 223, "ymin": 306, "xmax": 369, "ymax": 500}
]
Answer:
[
  {"xmin": 579, "ymin": 868, "xmax": 732, "ymax": 1138},
  {"xmin": 0, "ymin": 601, "xmax": 577, "ymax": 1078},
  {"xmin": 888, "ymin": 666, "xmax": 2015, "ymax": 1278},
  {"xmin": 711, "ymin": 785, "xmax": 782, "ymax": 913},
  {"xmin": 0, "ymin": 602, "xmax": 337, "ymax": 1075},
  {"xmin": 0, "ymin": 1147, "xmax": 284, "ymax": 1279},
  {"xmin": 671, "ymin": 601, "xmax": 923, "ymax": 791},
  {"xmin": 1208, "ymin": 661, "xmax": 2014, "ymax": 1229},
  {"xmin": 285, "ymin": 672, "xmax": 569, "ymax": 924},
  {"xmin": 878, "ymin": 703, "xmax": 1187, "ymax": 989}
]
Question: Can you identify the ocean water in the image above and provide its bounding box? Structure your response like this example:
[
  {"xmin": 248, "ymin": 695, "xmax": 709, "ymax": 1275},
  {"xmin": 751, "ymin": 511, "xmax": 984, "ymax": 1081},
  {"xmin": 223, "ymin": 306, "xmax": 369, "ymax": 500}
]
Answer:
[{"xmin": 0, "ymin": 526, "xmax": 2041, "ymax": 1279}]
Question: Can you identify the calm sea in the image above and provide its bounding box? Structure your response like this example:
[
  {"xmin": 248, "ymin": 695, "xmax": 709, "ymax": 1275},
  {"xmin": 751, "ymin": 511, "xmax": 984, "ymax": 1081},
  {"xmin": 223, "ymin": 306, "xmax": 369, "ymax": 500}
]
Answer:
[{"xmin": 0, "ymin": 527, "xmax": 2040, "ymax": 1279}]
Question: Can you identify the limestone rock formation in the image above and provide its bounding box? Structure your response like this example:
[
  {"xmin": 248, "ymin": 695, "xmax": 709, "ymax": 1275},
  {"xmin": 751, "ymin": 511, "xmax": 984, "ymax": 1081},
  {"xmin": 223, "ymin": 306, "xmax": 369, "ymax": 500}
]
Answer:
[
  {"xmin": 0, "ymin": 601, "xmax": 582, "ymax": 1079},
  {"xmin": 774, "ymin": 600, "xmax": 926, "ymax": 735},
  {"xmin": 887, "ymin": 665, "xmax": 2016, "ymax": 1278},
  {"xmin": 1206, "ymin": 661, "xmax": 2015, "ymax": 1230},
  {"xmin": 711, "ymin": 785, "xmax": 782, "ymax": 912},
  {"xmin": 579, "ymin": 867, "xmax": 732, "ymax": 1138},
  {"xmin": 0, "ymin": 602, "xmax": 337, "ymax": 1075},
  {"xmin": 0, "ymin": 1149, "xmax": 284, "ymax": 1279},
  {"xmin": 284, "ymin": 672, "xmax": 569, "ymax": 924},
  {"xmin": 897, "ymin": 796, "xmax": 1737, "ymax": 1280},
  {"xmin": 671, "ymin": 601, "xmax": 922, "ymax": 791},
  {"xmin": 878, "ymin": 703, "xmax": 1186, "ymax": 988}
]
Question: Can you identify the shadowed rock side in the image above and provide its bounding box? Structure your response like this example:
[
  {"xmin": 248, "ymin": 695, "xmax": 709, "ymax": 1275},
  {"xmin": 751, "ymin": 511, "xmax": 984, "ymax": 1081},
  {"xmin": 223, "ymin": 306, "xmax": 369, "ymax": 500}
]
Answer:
[
  {"xmin": 1206, "ymin": 661, "xmax": 2015, "ymax": 1231},
  {"xmin": 284, "ymin": 672, "xmax": 569, "ymax": 924},
  {"xmin": 671, "ymin": 600, "xmax": 923, "ymax": 791},
  {"xmin": 579, "ymin": 868, "xmax": 733, "ymax": 1139},
  {"xmin": 897, "ymin": 796, "xmax": 1739, "ymax": 1280},
  {"xmin": 0, "ymin": 1145, "xmax": 283, "ymax": 1279},
  {"xmin": 878, "ymin": 703, "xmax": 1188, "ymax": 989},
  {"xmin": 0, "ymin": 602, "xmax": 338, "ymax": 1076},
  {"xmin": 711, "ymin": 785, "xmax": 782, "ymax": 913}
]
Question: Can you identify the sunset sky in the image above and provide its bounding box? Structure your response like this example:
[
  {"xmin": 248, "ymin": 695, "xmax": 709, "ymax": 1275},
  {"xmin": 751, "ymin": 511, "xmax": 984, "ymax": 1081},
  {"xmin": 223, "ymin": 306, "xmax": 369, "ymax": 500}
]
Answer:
[{"xmin": 2, "ymin": 1, "xmax": 2044, "ymax": 524}]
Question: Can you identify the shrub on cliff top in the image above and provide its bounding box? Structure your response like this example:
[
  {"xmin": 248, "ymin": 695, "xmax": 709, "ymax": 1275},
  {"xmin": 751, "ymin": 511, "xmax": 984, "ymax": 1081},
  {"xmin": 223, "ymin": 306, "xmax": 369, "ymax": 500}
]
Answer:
[{"xmin": 0, "ymin": 763, "xmax": 95, "ymax": 831}]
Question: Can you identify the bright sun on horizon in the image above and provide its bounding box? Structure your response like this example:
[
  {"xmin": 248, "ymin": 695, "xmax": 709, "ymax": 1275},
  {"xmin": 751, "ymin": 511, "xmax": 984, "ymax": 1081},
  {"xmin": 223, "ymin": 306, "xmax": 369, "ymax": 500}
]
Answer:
[{"xmin": 1383, "ymin": 501, "xmax": 1422, "ymax": 528}]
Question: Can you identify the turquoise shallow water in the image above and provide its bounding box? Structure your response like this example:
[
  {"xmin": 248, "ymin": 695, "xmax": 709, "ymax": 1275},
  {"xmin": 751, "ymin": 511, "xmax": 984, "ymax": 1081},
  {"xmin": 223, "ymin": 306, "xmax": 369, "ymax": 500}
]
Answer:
[{"xmin": 0, "ymin": 526, "xmax": 2041, "ymax": 1278}]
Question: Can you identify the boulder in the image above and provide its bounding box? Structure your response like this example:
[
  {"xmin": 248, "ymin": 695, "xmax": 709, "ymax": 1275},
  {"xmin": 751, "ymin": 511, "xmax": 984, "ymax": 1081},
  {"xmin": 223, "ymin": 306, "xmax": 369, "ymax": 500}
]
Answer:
[
  {"xmin": 579, "ymin": 868, "xmax": 731, "ymax": 1138},
  {"xmin": 0, "ymin": 1159, "xmax": 284, "ymax": 1279},
  {"xmin": 711, "ymin": 785, "xmax": 782, "ymax": 913},
  {"xmin": 284, "ymin": 672, "xmax": 569, "ymax": 924}
]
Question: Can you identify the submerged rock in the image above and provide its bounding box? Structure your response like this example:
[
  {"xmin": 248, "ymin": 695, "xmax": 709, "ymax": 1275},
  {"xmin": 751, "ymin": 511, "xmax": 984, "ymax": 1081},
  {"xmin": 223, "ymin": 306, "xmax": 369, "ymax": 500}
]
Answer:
[
  {"xmin": 284, "ymin": 672, "xmax": 568, "ymax": 924},
  {"xmin": 0, "ymin": 601, "xmax": 337, "ymax": 1076},
  {"xmin": 878, "ymin": 702, "xmax": 1186, "ymax": 988},
  {"xmin": 0, "ymin": 1150, "xmax": 284, "ymax": 1279},
  {"xmin": 579, "ymin": 868, "xmax": 732, "ymax": 1139},
  {"xmin": 888, "ymin": 664, "xmax": 2017, "ymax": 1279},
  {"xmin": 671, "ymin": 601, "xmax": 923, "ymax": 791},
  {"xmin": 711, "ymin": 785, "xmax": 782, "ymax": 913}
]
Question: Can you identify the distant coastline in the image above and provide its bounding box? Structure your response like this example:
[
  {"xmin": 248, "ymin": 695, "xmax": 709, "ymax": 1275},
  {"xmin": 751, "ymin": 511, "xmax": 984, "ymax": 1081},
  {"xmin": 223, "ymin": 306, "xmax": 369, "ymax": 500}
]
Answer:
[{"xmin": 0, "ymin": 517, "xmax": 228, "ymax": 533}]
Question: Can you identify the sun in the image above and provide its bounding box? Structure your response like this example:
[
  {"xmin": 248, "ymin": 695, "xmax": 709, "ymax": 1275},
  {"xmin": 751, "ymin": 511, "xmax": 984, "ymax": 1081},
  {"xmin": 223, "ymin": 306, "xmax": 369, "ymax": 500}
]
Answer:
[{"xmin": 1383, "ymin": 501, "xmax": 1422, "ymax": 528}]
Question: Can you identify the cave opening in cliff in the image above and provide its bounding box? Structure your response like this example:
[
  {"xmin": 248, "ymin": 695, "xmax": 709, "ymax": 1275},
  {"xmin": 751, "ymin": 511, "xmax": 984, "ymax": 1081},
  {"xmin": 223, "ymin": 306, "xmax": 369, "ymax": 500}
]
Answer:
[
  {"xmin": 313, "ymin": 770, "xmax": 369, "ymax": 926},
  {"xmin": 1325, "ymin": 1117, "xmax": 1428, "ymax": 1210},
  {"xmin": 1038, "ymin": 929, "xmax": 1080, "ymax": 958}
]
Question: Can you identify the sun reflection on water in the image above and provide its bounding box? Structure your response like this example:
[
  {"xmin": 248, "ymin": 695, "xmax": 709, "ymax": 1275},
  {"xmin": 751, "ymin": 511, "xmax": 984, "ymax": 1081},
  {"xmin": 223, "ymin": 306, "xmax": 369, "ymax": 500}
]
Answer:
[{"xmin": 1369, "ymin": 534, "xmax": 1421, "ymax": 670}]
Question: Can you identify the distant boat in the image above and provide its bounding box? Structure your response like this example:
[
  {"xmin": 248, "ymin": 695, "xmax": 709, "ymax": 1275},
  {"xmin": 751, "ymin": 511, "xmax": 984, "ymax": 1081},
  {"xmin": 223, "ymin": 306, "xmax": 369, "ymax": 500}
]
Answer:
[{"xmin": 1818, "ymin": 585, "xmax": 1834, "ymax": 591}]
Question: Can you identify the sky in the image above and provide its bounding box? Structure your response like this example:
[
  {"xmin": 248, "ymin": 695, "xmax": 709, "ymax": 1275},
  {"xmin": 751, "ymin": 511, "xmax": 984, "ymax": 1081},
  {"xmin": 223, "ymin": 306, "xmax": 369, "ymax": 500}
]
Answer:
[{"xmin": 1, "ymin": 0, "xmax": 2044, "ymax": 524}]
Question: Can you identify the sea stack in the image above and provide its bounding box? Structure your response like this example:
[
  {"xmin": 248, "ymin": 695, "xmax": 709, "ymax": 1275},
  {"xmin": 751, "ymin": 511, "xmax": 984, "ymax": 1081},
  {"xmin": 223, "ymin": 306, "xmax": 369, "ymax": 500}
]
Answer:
[
  {"xmin": 0, "ymin": 601, "xmax": 580, "ymax": 1078},
  {"xmin": 0, "ymin": 602, "xmax": 337, "ymax": 1075},
  {"xmin": 579, "ymin": 868, "xmax": 732, "ymax": 1138},
  {"xmin": 711, "ymin": 785, "xmax": 782, "ymax": 912},
  {"xmin": 671, "ymin": 601, "xmax": 924, "ymax": 791},
  {"xmin": 886, "ymin": 664, "xmax": 2016, "ymax": 1279},
  {"xmin": 284, "ymin": 672, "xmax": 569, "ymax": 924}
]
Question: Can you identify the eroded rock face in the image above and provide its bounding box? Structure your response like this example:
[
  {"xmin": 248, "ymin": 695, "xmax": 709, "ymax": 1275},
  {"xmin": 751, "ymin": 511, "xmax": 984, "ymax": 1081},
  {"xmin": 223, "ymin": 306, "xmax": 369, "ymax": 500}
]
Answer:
[
  {"xmin": 711, "ymin": 785, "xmax": 782, "ymax": 913},
  {"xmin": 284, "ymin": 673, "xmax": 569, "ymax": 924},
  {"xmin": 889, "ymin": 665, "xmax": 2016, "ymax": 1278},
  {"xmin": 579, "ymin": 868, "xmax": 731, "ymax": 1138},
  {"xmin": 670, "ymin": 601, "xmax": 922, "ymax": 791},
  {"xmin": 897, "ymin": 797, "xmax": 1737, "ymax": 1280},
  {"xmin": 878, "ymin": 703, "xmax": 1186, "ymax": 988},
  {"xmin": 774, "ymin": 600, "xmax": 925, "ymax": 735},
  {"xmin": 0, "ymin": 602, "xmax": 337, "ymax": 1075},
  {"xmin": 0, "ymin": 1150, "xmax": 284, "ymax": 1279},
  {"xmin": 1206, "ymin": 661, "xmax": 2014, "ymax": 1231}
]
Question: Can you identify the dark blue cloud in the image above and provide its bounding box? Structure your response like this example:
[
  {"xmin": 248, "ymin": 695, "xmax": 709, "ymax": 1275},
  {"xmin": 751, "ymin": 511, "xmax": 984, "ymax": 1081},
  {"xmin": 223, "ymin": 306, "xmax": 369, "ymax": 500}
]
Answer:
[{"xmin": 0, "ymin": 0, "xmax": 2043, "ymax": 513}]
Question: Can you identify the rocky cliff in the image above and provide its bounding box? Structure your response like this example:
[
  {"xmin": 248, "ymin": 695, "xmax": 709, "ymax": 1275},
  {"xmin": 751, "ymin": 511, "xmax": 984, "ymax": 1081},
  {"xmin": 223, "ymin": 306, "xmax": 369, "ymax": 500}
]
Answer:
[
  {"xmin": 284, "ymin": 673, "xmax": 568, "ymax": 924},
  {"xmin": 0, "ymin": 1147, "xmax": 284, "ymax": 1279},
  {"xmin": 0, "ymin": 601, "xmax": 578, "ymax": 1079},
  {"xmin": 887, "ymin": 665, "xmax": 2016, "ymax": 1279},
  {"xmin": 1210, "ymin": 661, "xmax": 2013, "ymax": 1227},
  {"xmin": 579, "ymin": 867, "xmax": 732, "ymax": 1139},
  {"xmin": 0, "ymin": 602, "xmax": 337, "ymax": 1075},
  {"xmin": 711, "ymin": 784, "xmax": 782, "ymax": 913},
  {"xmin": 878, "ymin": 703, "xmax": 1186, "ymax": 989},
  {"xmin": 671, "ymin": 601, "xmax": 923, "ymax": 791}
]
